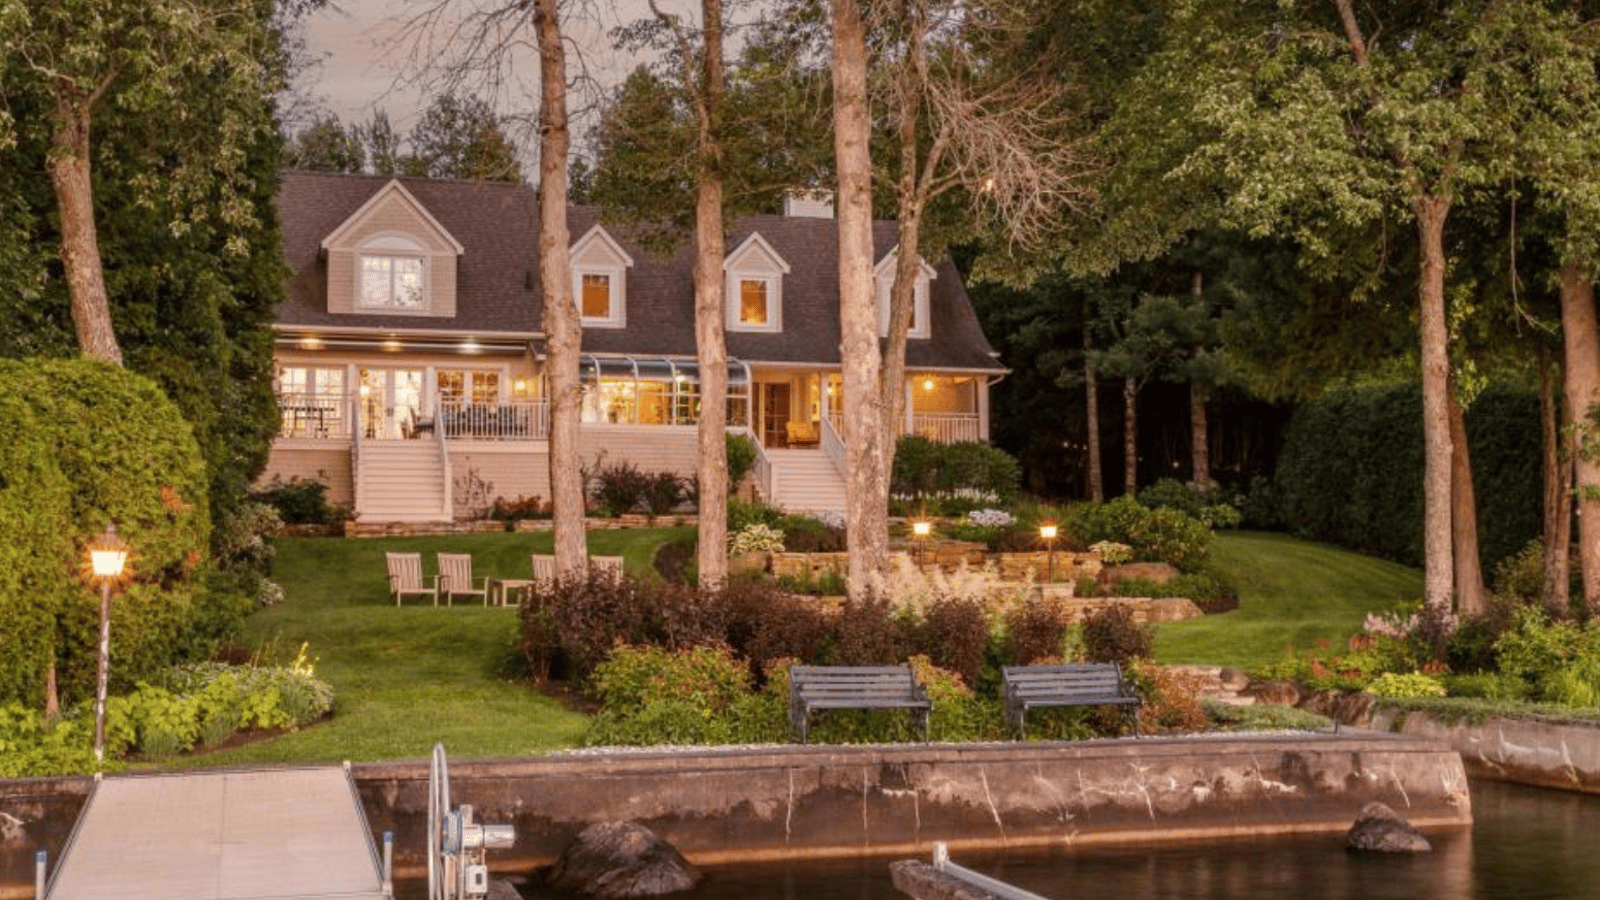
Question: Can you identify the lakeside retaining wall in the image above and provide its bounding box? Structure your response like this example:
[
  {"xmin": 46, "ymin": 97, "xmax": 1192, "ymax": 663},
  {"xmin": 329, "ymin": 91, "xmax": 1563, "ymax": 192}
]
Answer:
[
  {"xmin": 0, "ymin": 733, "xmax": 1470, "ymax": 895},
  {"xmin": 1371, "ymin": 708, "xmax": 1600, "ymax": 794}
]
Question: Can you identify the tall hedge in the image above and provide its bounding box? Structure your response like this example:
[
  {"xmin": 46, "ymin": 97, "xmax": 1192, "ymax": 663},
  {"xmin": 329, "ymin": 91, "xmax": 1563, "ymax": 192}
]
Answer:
[
  {"xmin": 0, "ymin": 358, "xmax": 212, "ymax": 708},
  {"xmin": 1272, "ymin": 381, "xmax": 1541, "ymax": 574}
]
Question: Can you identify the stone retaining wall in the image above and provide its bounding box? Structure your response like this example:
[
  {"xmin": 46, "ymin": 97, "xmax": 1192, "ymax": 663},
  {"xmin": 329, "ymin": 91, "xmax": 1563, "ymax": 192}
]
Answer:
[
  {"xmin": 0, "ymin": 735, "xmax": 1471, "ymax": 895},
  {"xmin": 1371, "ymin": 708, "xmax": 1600, "ymax": 794}
]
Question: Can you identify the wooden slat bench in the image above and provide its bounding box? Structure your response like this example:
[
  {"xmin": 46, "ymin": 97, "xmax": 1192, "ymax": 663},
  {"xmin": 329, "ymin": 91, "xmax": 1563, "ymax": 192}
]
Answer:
[
  {"xmin": 1002, "ymin": 663, "xmax": 1142, "ymax": 739},
  {"xmin": 788, "ymin": 665, "xmax": 932, "ymax": 743}
]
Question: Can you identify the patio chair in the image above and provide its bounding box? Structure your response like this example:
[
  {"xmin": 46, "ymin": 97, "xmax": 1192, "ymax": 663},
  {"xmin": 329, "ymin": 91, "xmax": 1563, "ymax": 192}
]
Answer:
[
  {"xmin": 590, "ymin": 555, "xmax": 625, "ymax": 579},
  {"xmin": 786, "ymin": 420, "xmax": 820, "ymax": 447},
  {"xmin": 437, "ymin": 552, "xmax": 488, "ymax": 606},
  {"xmin": 386, "ymin": 552, "xmax": 438, "ymax": 606}
]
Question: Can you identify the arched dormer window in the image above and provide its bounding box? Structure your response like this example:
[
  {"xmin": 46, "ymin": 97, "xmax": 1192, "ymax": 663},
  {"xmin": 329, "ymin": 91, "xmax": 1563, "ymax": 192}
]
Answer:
[
  {"xmin": 357, "ymin": 234, "xmax": 430, "ymax": 311},
  {"xmin": 725, "ymin": 233, "xmax": 790, "ymax": 333}
]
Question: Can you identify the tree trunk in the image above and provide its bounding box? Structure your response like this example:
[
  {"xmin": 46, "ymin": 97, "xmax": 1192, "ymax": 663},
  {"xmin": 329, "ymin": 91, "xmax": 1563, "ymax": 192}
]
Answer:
[
  {"xmin": 693, "ymin": 0, "xmax": 729, "ymax": 590},
  {"xmin": 1448, "ymin": 380, "xmax": 1485, "ymax": 616},
  {"xmin": 534, "ymin": 0, "xmax": 586, "ymax": 579},
  {"xmin": 879, "ymin": 1, "xmax": 929, "ymax": 471},
  {"xmin": 1414, "ymin": 196, "xmax": 1455, "ymax": 618},
  {"xmin": 1123, "ymin": 375, "xmax": 1138, "ymax": 496},
  {"xmin": 1189, "ymin": 271, "xmax": 1211, "ymax": 488},
  {"xmin": 1085, "ymin": 329, "xmax": 1103, "ymax": 503},
  {"xmin": 1560, "ymin": 262, "xmax": 1600, "ymax": 612},
  {"xmin": 1540, "ymin": 344, "xmax": 1572, "ymax": 614},
  {"xmin": 832, "ymin": 0, "xmax": 889, "ymax": 599},
  {"xmin": 1189, "ymin": 381, "xmax": 1210, "ymax": 489},
  {"xmin": 48, "ymin": 97, "xmax": 121, "ymax": 365}
]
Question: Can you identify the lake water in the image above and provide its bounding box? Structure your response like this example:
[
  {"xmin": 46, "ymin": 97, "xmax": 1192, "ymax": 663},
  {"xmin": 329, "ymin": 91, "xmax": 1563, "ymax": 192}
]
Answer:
[{"xmin": 499, "ymin": 780, "xmax": 1600, "ymax": 900}]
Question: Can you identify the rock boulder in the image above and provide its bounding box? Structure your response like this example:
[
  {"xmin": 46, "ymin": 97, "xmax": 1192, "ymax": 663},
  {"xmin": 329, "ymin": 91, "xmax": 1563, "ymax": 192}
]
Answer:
[
  {"xmin": 1345, "ymin": 801, "xmax": 1432, "ymax": 853},
  {"xmin": 548, "ymin": 822, "xmax": 703, "ymax": 899}
]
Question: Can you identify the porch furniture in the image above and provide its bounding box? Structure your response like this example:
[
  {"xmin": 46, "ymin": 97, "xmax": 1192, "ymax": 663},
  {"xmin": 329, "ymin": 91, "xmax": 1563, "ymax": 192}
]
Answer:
[
  {"xmin": 787, "ymin": 664, "xmax": 931, "ymax": 744},
  {"xmin": 785, "ymin": 420, "xmax": 820, "ymax": 447},
  {"xmin": 437, "ymin": 553, "xmax": 488, "ymax": 605},
  {"xmin": 385, "ymin": 552, "xmax": 438, "ymax": 606},
  {"xmin": 590, "ymin": 555, "xmax": 625, "ymax": 578},
  {"xmin": 1001, "ymin": 663, "xmax": 1142, "ymax": 739}
]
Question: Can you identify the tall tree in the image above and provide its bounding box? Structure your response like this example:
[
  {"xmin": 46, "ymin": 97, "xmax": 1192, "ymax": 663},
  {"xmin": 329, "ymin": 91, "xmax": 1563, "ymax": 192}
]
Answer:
[
  {"xmin": 831, "ymin": 0, "xmax": 890, "ymax": 599},
  {"xmin": 1, "ymin": 0, "xmax": 276, "ymax": 365},
  {"xmin": 361, "ymin": 110, "xmax": 407, "ymax": 176},
  {"xmin": 408, "ymin": 93, "xmax": 522, "ymax": 182},
  {"xmin": 284, "ymin": 112, "xmax": 365, "ymax": 172}
]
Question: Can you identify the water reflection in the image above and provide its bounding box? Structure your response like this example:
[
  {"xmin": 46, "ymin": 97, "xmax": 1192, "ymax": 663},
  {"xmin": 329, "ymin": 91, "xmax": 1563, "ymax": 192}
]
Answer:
[{"xmin": 497, "ymin": 781, "xmax": 1598, "ymax": 900}]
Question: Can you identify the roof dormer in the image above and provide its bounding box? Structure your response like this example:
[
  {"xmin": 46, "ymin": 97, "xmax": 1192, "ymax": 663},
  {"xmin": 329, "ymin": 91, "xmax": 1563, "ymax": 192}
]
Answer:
[
  {"xmin": 725, "ymin": 232, "xmax": 791, "ymax": 333},
  {"xmin": 320, "ymin": 180, "xmax": 464, "ymax": 318},
  {"xmin": 875, "ymin": 248, "xmax": 937, "ymax": 339},
  {"xmin": 570, "ymin": 225, "xmax": 634, "ymax": 329}
]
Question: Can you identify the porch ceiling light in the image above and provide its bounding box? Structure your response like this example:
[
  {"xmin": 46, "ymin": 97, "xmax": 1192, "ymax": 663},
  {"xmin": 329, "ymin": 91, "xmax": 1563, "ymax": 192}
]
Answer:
[
  {"xmin": 300, "ymin": 336, "xmax": 323, "ymax": 350},
  {"xmin": 923, "ymin": 378, "xmax": 935, "ymax": 391}
]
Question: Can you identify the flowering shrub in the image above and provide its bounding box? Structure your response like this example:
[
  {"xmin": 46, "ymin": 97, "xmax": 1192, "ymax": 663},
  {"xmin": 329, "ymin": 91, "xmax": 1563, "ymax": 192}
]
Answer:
[
  {"xmin": 1090, "ymin": 541, "xmax": 1133, "ymax": 565},
  {"xmin": 967, "ymin": 508, "xmax": 1014, "ymax": 528},
  {"xmin": 729, "ymin": 523, "xmax": 785, "ymax": 555},
  {"xmin": 886, "ymin": 555, "xmax": 1033, "ymax": 627}
]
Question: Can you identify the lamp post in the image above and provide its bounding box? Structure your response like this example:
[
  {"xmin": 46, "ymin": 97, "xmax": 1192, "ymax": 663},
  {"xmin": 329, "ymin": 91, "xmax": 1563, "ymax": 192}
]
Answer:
[
  {"xmin": 88, "ymin": 523, "xmax": 128, "ymax": 763},
  {"xmin": 912, "ymin": 520, "xmax": 931, "ymax": 569},
  {"xmin": 1039, "ymin": 524, "xmax": 1058, "ymax": 584}
]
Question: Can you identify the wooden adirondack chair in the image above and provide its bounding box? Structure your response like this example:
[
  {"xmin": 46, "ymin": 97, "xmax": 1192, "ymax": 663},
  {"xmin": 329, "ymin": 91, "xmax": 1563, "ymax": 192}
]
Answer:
[
  {"xmin": 437, "ymin": 553, "xmax": 488, "ymax": 605},
  {"xmin": 386, "ymin": 552, "xmax": 438, "ymax": 606},
  {"xmin": 590, "ymin": 555, "xmax": 625, "ymax": 579},
  {"xmin": 530, "ymin": 554, "xmax": 556, "ymax": 586}
]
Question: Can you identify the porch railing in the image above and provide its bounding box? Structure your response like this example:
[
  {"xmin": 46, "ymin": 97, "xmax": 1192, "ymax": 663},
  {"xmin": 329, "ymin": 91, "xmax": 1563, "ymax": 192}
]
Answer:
[
  {"xmin": 905, "ymin": 413, "xmax": 981, "ymax": 444},
  {"xmin": 820, "ymin": 414, "xmax": 847, "ymax": 479},
  {"xmin": 731, "ymin": 426, "xmax": 771, "ymax": 502},
  {"xmin": 434, "ymin": 399, "xmax": 550, "ymax": 441},
  {"xmin": 277, "ymin": 392, "xmax": 350, "ymax": 439}
]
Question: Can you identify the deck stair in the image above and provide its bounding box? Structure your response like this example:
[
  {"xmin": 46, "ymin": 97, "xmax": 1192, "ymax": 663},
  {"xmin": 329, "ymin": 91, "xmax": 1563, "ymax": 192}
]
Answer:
[
  {"xmin": 767, "ymin": 449, "xmax": 847, "ymax": 515},
  {"xmin": 356, "ymin": 441, "xmax": 449, "ymax": 522}
]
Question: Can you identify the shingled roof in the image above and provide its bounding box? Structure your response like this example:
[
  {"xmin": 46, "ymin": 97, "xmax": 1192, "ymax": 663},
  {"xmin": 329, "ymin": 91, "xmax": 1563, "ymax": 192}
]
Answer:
[{"xmin": 276, "ymin": 170, "xmax": 1004, "ymax": 372}]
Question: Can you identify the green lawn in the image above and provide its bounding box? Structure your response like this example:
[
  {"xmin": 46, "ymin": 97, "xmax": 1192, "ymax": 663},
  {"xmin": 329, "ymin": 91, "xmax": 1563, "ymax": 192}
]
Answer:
[
  {"xmin": 156, "ymin": 525, "xmax": 1418, "ymax": 768},
  {"xmin": 152, "ymin": 527, "xmax": 690, "ymax": 769},
  {"xmin": 1155, "ymin": 530, "xmax": 1424, "ymax": 669}
]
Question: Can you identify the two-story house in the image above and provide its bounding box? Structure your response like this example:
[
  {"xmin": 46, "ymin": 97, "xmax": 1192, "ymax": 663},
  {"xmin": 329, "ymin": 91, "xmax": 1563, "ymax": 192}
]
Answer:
[{"xmin": 264, "ymin": 171, "xmax": 1006, "ymax": 522}]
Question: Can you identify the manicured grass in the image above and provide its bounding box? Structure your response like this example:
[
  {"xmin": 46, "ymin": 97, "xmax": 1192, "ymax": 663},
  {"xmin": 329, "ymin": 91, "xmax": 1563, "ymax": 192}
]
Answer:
[
  {"xmin": 1155, "ymin": 530, "xmax": 1424, "ymax": 670},
  {"xmin": 151, "ymin": 527, "xmax": 691, "ymax": 769},
  {"xmin": 155, "ymin": 525, "xmax": 1417, "ymax": 767}
]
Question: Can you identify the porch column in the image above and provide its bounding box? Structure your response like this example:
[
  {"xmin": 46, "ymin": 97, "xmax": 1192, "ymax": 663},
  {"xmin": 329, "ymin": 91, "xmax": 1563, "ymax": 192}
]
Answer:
[
  {"xmin": 978, "ymin": 379, "xmax": 990, "ymax": 442},
  {"xmin": 423, "ymin": 366, "xmax": 436, "ymax": 419},
  {"xmin": 904, "ymin": 379, "xmax": 915, "ymax": 437}
]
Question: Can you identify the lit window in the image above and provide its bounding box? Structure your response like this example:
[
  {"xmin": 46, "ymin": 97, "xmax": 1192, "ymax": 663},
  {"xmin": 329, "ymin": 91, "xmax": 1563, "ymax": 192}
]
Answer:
[
  {"xmin": 360, "ymin": 255, "xmax": 426, "ymax": 310},
  {"xmin": 582, "ymin": 273, "xmax": 611, "ymax": 319},
  {"xmin": 739, "ymin": 279, "xmax": 769, "ymax": 325}
]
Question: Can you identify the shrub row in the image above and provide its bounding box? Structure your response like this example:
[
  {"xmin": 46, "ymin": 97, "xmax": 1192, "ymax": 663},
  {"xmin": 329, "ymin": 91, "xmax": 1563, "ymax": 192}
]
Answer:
[
  {"xmin": 1267, "ymin": 380, "xmax": 1541, "ymax": 573},
  {"xmin": 891, "ymin": 436, "xmax": 1021, "ymax": 512}
]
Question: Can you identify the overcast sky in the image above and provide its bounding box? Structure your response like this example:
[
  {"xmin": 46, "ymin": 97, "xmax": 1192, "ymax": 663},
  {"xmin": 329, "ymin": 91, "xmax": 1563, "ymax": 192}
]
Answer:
[{"xmin": 292, "ymin": 0, "xmax": 659, "ymax": 146}]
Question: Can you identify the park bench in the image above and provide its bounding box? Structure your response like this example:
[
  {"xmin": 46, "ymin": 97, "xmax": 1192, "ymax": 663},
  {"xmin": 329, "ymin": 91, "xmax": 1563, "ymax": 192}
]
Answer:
[
  {"xmin": 788, "ymin": 665, "xmax": 931, "ymax": 743},
  {"xmin": 1002, "ymin": 663, "xmax": 1142, "ymax": 739}
]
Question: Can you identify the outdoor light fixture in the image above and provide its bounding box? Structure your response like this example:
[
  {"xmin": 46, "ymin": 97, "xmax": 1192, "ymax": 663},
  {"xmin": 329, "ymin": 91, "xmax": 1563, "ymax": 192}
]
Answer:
[
  {"xmin": 88, "ymin": 523, "xmax": 128, "ymax": 763},
  {"xmin": 913, "ymin": 520, "xmax": 931, "ymax": 568},
  {"xmin": 1039, "ymin": 524, "xmax": 1058, "ymax": 583},
  {"xmin": 923, "ymin": 378, "xmax": 935, "ymax": 392}
]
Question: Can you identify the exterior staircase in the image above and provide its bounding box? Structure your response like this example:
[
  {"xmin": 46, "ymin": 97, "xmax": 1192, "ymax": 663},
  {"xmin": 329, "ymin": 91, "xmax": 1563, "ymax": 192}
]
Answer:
[
  {"xmin": 354, "ymin": 441, "xmax": 450, "ymax": 522},
  {"xmin": 766, "ymin": 448, "xmax": 847, "ymax": 515}
]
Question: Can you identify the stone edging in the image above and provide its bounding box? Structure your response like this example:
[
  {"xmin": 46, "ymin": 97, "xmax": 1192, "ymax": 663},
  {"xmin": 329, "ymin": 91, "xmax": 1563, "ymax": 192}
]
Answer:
[{"xmin": 1371, "ymin": 707, "xmax": 1600, "ymax": 794}]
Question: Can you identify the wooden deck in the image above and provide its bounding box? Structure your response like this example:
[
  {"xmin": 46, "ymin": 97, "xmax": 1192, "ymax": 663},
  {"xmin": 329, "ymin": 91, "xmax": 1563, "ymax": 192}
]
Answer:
[{"xmin": 45, "ymin": 767, "xmax": 388, "ymax": 900}]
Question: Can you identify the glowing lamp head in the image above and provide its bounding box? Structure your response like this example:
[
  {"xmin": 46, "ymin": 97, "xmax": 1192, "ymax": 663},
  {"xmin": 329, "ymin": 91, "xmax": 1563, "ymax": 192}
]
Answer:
[
  {"xmin": 1039, "ymin": 524, "xmax": 1058, "ymax": 541},
  {"xmin": 912, "ymin": 521, "xmax": 932, "ymax": 537},
  {"xmin": 89, "ymin": 523, "xmax": 128, "ymax": 578}
]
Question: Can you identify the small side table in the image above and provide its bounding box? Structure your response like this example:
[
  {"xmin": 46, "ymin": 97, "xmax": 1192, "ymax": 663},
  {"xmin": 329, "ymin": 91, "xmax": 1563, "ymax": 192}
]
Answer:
[{"xmin": 488, "ymin": 578, "xmax": 535, "ymax": 607}]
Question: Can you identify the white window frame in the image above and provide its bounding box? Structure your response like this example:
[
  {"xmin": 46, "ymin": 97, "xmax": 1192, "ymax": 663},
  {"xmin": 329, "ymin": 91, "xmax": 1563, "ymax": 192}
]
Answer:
[
  {"xmin": 355, "ymin": 234, "xmax": 431, "ymax": 312},
  {"xmin": 875, "ymin": 249, "xmax": 934, "ymax": 339},
  {"xmin": 725, "ymin": 233, "xmax": 789, "ymax": 333},
  {"xmin": 575, "ymin": 267, "xmax": 625, "ymax": 328},
  {"xmin": 570, "ymin": 226, "xmax": 633, "ymax": 329}
]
